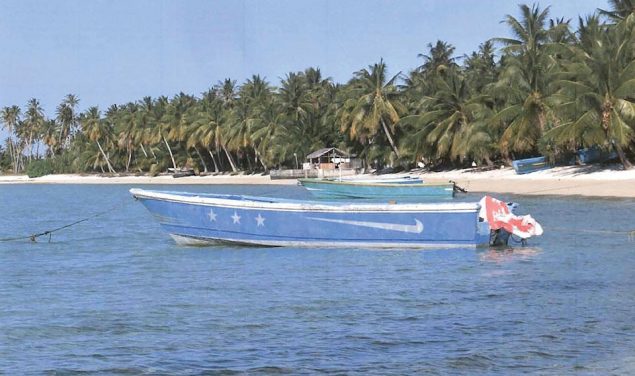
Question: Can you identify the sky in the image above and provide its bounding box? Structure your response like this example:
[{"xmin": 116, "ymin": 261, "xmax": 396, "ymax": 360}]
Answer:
[{"xmin": 0, "ymin": 0, "xmax": 608, "ymax": 120}]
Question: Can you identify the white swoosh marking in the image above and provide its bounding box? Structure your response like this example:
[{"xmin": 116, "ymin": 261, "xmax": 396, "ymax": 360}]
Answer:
[{"xmin": 308, "ymin": 217, "xmax": 423, "ymax": 233}]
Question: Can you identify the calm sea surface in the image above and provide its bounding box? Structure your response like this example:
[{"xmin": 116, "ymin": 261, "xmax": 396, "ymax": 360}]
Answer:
[{"xmin": 1, "ymin": 184, "xmax": 634, "ymax": 375}]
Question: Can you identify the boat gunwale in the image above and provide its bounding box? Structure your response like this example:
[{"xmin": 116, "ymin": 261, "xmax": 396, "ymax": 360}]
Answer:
[{"xmin": 129, "ymin": 188, "xmax": 480, "ymax": 213}]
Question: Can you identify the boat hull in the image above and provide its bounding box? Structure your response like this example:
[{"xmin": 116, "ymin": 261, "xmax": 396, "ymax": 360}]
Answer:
[
  {"xmin": 298, "ymin": 178, "xmax": 455, "ymax": 199},
  {"xmin": 131, "ymin": 189, "xmax": 490, "ymax": 249}
]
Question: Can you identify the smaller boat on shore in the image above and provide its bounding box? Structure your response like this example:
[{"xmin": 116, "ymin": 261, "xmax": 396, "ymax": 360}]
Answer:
[
  {"xmin": 577, "ymin": 146, "xmax": 617, "ymax": 165},
  {"xmin": 297, "ymin": 177, "xmax": 456, "ymax": 199},
  {"xmin": 130, "ymin": 189, "xmax": 542, "ymax": 249},
  {"xmin": 168, "ymin": 167, "xmax": 195, "ymax": 178},
  {"xmin": 512, "ymin": 156, "xmax": 551, "ymax": 174}
]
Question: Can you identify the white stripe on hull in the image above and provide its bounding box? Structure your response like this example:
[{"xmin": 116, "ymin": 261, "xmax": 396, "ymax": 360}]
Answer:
[{"xmin": 169, "ymin": 233, "xmax": 483, "ymax": 249}]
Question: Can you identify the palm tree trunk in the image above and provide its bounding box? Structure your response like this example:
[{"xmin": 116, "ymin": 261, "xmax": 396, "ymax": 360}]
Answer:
[
  {"xmin": 15, "ymin": 145, "xmax": 23, "ymax": 173},
  {"xmin": 57, "ymin": 126, "xmax": 64, "ymax": 154},
  {"xmin": 246, "ymin": 150, "xmax": 254, "ymax": 172},
  {"xmin": 537, "ymin": 109, "xmax": 546, "ymax": 133},
  {"xmin": 222, "ymin": 144, "xmax": 238, "ymax": 172},
  {"xmin": 162, "ymin": 135, "xmax": 178, "ymax": 170},
  {"xmin": 126, "ymin": 145, "xmax": 132, "ymax": 172},
  {"xmin": 380, "ymin": 119, "xmax": 400, "ymax": 159},
  {"xmin": 194, "ymin": 146, "xmax": 208, "ymax": 173},
  {"xmin": 150, "ymin": 146, "xmax": 158, "ymax": 161},
  {"xmin": 612, "ymin": 142, "xmax": 632, "ymax": 169},
  {"xmin": 602, "ymin": 109, "xmax": 632, "ymax": 170},
  {"xmin": 96, "ymin": 140, "xmax": 116, "ymax": 173},
  {"xmin": 207, "ymin": 149, "xmax": 220, "ymax": 173},
  {"xmin": 139, "ymin": 143, "xmax": 149, "ymax": 158},
  {"xmin": 254, "ymin": 148, "xmax": 268, "ymax": 172},
  {"xmin": 7, "ymin": 140, "xmax": 15, "ymax": 173},
  {"xmin": 27, "ymin": 131, "xmax": 34, "ymax": 162}
]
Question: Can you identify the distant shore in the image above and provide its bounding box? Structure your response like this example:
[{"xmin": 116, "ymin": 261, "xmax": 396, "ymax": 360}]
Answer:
[
  {"xmin": 1, "ymin": 165, "xmax": 634, "ymax": 198},
  {"xmin": 0, "ymin": 173, "xmax": 293, "ymax": 185}
]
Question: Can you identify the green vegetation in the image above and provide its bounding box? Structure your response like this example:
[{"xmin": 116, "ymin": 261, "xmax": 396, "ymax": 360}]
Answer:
[
  {"xmin": 1, "ymin": 3, "xmax": 634, "ymax": 175},
  {"xmin": 25, "ymin": 159, "xmax": 54, "ymax": 178}
]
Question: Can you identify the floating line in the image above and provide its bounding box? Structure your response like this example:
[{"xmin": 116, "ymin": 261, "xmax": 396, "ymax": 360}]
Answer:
[{"xmin": 0, "ymin": 200, "xmax": 129, "ymax": 243}]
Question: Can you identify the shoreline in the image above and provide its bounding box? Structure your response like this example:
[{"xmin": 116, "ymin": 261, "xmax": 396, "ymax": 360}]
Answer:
[{"xmin": 1, "ymin": 165, "xmax": 634, "ymax": 198}]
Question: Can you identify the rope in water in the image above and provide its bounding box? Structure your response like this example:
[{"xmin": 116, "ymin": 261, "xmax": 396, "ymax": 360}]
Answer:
[{"xmin": 0, "ymin": 200, "xmax": 128, "ymax": 243}]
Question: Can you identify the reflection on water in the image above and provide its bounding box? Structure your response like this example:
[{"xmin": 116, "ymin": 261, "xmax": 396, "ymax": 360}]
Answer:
[{"xmin": 478, "ymin": 246, "xmax": 542, "ymax": 263}]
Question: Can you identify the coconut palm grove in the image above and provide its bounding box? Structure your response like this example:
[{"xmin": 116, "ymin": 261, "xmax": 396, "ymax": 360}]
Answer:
[{"xmin": 1, "ymin": 3, "xmax": 634, "ymax": 177}]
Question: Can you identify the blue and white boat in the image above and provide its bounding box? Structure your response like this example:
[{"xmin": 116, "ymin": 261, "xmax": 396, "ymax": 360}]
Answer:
[
  {"xmin": 297, "ymin": 178, "xmax": 455, "ymax": 199},
  {"xmin": 130, "ymin": 188, "xmax": 492, "ymax": 249}
]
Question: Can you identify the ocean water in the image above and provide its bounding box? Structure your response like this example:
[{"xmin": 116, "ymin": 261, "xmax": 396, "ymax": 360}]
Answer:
[{"xmin": 1, "ymin": 184, "xmax": 634, "ymax": 375}]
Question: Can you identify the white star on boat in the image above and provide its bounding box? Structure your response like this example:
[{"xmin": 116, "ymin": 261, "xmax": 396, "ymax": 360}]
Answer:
[
  {"xmin": 231, "ymin": 211, "xmax": 241, "ymax": 224},
  {"xmin": 255, "ymin": 213, "xmax": 266, "ymax": 227},
  {"xmin": 208, "ymin": 209, "xmax": 217, "ymax": 222}
]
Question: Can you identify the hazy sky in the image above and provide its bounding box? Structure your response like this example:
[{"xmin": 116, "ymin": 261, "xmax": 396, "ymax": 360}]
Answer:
[{"xmin": 0, "ymin": 0, "xmax": 607, "ymax": 118}]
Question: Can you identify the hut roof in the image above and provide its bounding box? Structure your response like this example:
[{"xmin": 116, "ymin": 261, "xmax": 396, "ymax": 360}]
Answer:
[{"xmin": 305, "ymin": 147, "xmax": 350, "ymax": 160}]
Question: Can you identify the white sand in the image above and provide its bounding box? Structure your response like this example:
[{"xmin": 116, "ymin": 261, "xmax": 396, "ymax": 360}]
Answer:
[
  {"xmin": 418, "ymin": 165, "xmax": 635, "ymax": 198},
  {"xmin": 1, "ymin": 165, "xmax": 634, "ymax": 197}
]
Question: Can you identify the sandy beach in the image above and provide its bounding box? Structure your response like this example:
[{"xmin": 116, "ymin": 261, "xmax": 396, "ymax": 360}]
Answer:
[
  {"xmin": 418, "ymin": 165, "xmax": 635, "ymax": 198},
  {"xmin": 1, "ymin": 165, "xmax": 634, "ymax": 198}
]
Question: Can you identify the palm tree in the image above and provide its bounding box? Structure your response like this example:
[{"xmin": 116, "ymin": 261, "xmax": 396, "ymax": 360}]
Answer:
[
  {"xmin": 41, "ymin": 119, "xmax": 59, "ymax": 158},
  {"xmin": 338, "ymin": 59, "xmax": 403, "ymax": 164},
  {"xmin": 251, "ymin": 97, "xmax": 290, "ymax": 170},
  {"xmin": 23, "ymin": 99, "xmax": 46, "ymax": 162},
  {"xmin": 278, "ymin": 72, "xmax": 311, "ymax": 124},
  {"xmin": 133, "ymin": 98, "xmax": 159, "ymax": 163},
  {"xmin": 1, "ymin": 105, "xmax": 22, "ymax": 173},
  {"xmin": 55, "ymin": 94, "xmax": 79, "ymax": 153},
  {"xmin": 276, "ymin": 70, "xmax": 317, "ymax": 162},
  {"xmin": 117, "ymin": 102, "xmax": 138, "ymax": 172},
  {"xmin": 80, "ymin": 106, "xmax": 116, "ymax": 173},
  {"xmin": 148, "ymin": 96, "xmax": 178, "ymax": 170},
  {"xmin": 402, "ymin": 41, "xmax": 459, "ymax": 105},
  {"xmin": 163, "ymin": 93, "xmax": 196, "ymax": 170},
  {"xmin": 416, "ymin": 40, "xmax": 458, "ymax": 75},
  {"xmin": 490, "ymin": 4, "xmax": 560, "ymax": 158},
  {"xmin": 225, "ymin": 96, "xmax": 259, "ymax": 171},
  {"xmin": 224, "ymin": 75, "xmax": 273, "ymax": 171},
  {"xmin": 599, "ymin": 0, "xmax": 635, "ymax": 22},
  {"xmin": 213, "ymin": 79, "xmax": 239, "ymax": 172},
  {"xmin": 463, "ymin": 41, "xmax": 499, "ymax": 94},
  {"xmin": 399, "ymin": 70, "xmax": 494, "ymax": 166},
  {"xmin": 187, "ymin": 89, "xmax": 232, "ymax": 173},
  {"xmin": 545, "ymin": 15, "xmax": 635, "ymax": 169}
]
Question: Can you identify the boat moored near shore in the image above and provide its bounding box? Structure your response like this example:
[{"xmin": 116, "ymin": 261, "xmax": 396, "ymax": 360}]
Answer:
[{"xmin": 130, "ymin": 188, "xmax": 542, "ymax": 249}]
